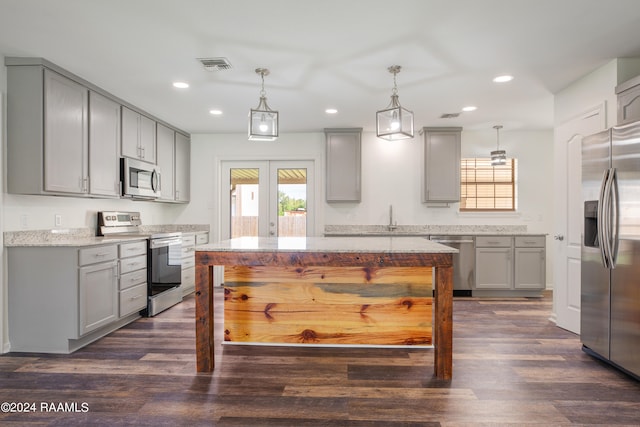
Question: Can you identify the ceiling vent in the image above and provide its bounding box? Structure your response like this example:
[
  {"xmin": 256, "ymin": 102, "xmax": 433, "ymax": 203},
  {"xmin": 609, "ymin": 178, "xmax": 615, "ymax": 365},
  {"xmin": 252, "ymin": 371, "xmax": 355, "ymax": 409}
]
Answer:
[
  {"xmin": 440, "ymin": 113, "xmax": 460, "ymax": 119},
  {"xmin": 197, "ymin": 57, "xmax": 232, "ymax": 71}
]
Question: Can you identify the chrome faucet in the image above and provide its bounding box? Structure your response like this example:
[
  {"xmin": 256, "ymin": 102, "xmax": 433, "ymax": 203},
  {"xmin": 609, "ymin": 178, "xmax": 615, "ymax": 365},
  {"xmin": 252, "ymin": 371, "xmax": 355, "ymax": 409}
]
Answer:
[{"xmin": 388, "ymin": 204, "xmax": 398, "ymax": 231}]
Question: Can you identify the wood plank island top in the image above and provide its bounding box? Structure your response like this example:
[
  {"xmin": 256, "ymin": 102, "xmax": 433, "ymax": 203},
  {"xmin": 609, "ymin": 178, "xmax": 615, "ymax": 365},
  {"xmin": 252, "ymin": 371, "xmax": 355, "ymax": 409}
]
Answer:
[
  {"xmin": 195, "ymin": 236, "xmax": 455, "ymax": 380},
  {"xmin": 196, "ymin": 236, "xmax": 458, "ymax": 254}
]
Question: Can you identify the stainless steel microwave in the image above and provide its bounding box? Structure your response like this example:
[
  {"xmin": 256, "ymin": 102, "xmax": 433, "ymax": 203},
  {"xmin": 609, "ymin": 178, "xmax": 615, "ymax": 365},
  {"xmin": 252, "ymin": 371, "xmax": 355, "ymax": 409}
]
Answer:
[{"xmin": 121, "ymin": 158, "xmax": 161, "ymax": 199}]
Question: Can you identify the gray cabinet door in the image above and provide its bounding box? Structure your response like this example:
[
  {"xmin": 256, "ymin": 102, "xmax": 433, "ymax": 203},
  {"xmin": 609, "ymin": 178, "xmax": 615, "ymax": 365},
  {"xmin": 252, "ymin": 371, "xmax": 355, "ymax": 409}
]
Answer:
[
  {"xmin": 44, "ymin": 69, "xmax": 88, "ymax": 194},
  {"xmin": 422, "ymin": 127, "xmax": 461, "ymax": 203},
  {"xmin": 175, "ymin": 132, "xmax": 191, "ymax": 202},
  {"xmin": 139, "ymin": 114, "xmax": 157, "ymax": 163},
  {"xmin": 121, "ymin": 106, "xmax": 157, "ymax": 163},
  {"xmin": 156, "ymin": 123, "xmax": 176, "ymax": 201},
  {"xmin": 78, "ymin": 260, "xmax": 118, "ymax": 336},
  {"xmin": 325, "ymin": 128, "xmax": 361, "ymax": 202},
  {"xmin": 475, "ymin": 247, "xmax": 512, "ymax": 289},
  {"xmin": 514, "ymin": 247, "xmax": 546, "ymax": 289},
  {"xmin": 121, "ymin": 106, "xmax": 140, "ymax": 159},
  {"xmin": 89, "ymin": 91, "xmax": 120, "ymax": 197}
]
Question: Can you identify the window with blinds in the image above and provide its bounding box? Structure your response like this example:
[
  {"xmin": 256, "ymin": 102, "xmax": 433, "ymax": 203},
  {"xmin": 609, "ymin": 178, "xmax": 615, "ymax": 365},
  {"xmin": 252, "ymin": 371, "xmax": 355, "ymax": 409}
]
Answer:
[{"xmin": 460, "ymin": 158, "xmax": 516, "ymax": 211}]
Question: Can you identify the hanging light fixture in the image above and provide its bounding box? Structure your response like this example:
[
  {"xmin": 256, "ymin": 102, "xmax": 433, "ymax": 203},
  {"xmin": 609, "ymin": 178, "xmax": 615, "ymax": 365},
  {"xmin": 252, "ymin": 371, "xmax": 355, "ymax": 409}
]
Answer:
[
  {"xmin": 376, "ymin": 65, "xmax": 414, "ymax": 140},
  {"xmin": 248, "ymin": 68, "xmax": 278, "ymax": 141},
  {"xmin": 491, "ymin": 125, "xmax": 507, "ymax": 166}
]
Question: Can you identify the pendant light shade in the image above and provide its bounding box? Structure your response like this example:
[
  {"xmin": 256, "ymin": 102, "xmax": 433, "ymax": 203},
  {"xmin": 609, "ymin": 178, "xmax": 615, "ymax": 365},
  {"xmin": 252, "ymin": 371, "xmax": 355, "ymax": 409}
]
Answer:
[
  {"xmin": 376, "ymin": 65, "xmax": 414, "ymax": 140},
  {"xmin": 248, "ymin": 68, "xmax": 278, "ymax": 141},
  {"xmin": 491, "ymin": 125, "xmax": 507, "ymax": 166}
]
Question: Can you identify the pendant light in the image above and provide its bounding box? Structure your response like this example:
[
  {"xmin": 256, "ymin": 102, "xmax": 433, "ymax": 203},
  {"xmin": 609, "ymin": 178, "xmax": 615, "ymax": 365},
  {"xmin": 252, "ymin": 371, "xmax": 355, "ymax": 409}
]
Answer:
[
  {"xmin": 376, "ymin": 65, "xmax": 414, "ymax": 140},
  {"xmin": 248, "ymin": 68, "xmax": 278, "ymax": 141},
  {"xmin": 491, "ymin": 125, "xmax": 507, "ymax": 166}
]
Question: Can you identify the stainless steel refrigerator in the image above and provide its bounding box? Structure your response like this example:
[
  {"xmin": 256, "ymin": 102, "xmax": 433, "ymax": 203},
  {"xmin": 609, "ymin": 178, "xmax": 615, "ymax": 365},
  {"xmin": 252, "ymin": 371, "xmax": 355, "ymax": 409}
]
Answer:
[{"xmin": 581, "ymin": 120, "xmax": 640, "ymax": 380}]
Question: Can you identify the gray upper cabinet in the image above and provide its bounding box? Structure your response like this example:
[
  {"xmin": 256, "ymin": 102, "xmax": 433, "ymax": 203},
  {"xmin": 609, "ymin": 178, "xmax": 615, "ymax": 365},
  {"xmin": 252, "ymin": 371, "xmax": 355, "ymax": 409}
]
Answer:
[
  {"xmin": 156, "ymin": 125, "xmax": 190, "ymax": 203},
  {"xmin": 43, "ymin": 69, "xmax": 89, "ymax": 194},
  {"xmin": 156, "ymin": 123, "xmax": 176, "ymax": 202},
  {"xmin": 616, "ymin": 75, "xmax": 640, "ymax": 125},
  {"xmin": 88, "ymin": 91, "xmax": 121, "ymax": 197},
  {"xmin": 121, "ymin": 106, "xmax": 157, "ymax": 164},
  {"xmin": 422, "ymin": 127, "xmax": 461, "ymax": 204},
  {"xmin": 6, "ymin": 64, "xmax": 90, "ymax": 196},
  {"xmin": 325, "ymin": 128, "xmax": 362, "ymax": 203},
  {"xmin": 175, "ymin": 132, "xmax": 191, "ymax": 203},
  {"xmin": 5, "ymin": 57, "xmax": 188, "ymax": 200}
]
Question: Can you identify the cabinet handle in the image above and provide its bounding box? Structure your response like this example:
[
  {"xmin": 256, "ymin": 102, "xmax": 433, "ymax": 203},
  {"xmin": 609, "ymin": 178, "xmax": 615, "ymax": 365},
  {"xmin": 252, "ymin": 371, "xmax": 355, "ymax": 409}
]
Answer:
[
  {"xmin": 94, "ymin": 252, "xmax": 112, "ymax": 257},
  {"xmin": 129, "ymin": 295, "xmax": 142, "ymax": 300}
]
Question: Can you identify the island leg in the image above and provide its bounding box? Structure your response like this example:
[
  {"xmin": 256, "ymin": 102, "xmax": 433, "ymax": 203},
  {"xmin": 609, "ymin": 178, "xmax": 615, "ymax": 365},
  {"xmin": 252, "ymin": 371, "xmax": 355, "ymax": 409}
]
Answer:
[
  {"xmin": 195, "ymin": 259, "xmax": 215, "ymax": 372},
  {"xmin": 434, "ymin": 260, "xmax": 453, "ymax": 380}
]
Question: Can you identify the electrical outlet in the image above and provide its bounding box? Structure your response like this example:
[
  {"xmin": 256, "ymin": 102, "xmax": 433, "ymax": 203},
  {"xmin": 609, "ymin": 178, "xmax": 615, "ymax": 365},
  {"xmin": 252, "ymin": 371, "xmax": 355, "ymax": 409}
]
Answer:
[
  {"xmin": 20, "ymin": 214, "xmax": 28, "ymax": 229},
  {"xmin": 55, "ymin": 214, "xmax": 62, "ymax": 227}
]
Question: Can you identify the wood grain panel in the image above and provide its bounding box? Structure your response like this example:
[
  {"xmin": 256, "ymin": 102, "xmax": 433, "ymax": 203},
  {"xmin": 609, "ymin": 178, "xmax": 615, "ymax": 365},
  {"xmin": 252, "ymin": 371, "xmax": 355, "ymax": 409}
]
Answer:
[{"xmin": 223, "ymin": 265, "xmax": 433, "ymax": 346}]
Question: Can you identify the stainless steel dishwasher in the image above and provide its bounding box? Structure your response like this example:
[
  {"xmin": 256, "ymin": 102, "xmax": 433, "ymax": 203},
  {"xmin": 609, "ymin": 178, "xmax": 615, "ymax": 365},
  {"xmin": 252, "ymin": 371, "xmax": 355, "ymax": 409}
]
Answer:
[{"xmin": 429, "ymin": 235, "xmax": 475, "ymax": 296}]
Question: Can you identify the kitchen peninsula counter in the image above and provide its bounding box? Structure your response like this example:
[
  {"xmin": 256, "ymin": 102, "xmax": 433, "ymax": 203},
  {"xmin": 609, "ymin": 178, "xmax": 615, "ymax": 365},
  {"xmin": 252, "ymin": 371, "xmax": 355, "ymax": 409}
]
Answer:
[{"xmin": 195, "ymin": 236, "xmax": 457, "ymax": 380}]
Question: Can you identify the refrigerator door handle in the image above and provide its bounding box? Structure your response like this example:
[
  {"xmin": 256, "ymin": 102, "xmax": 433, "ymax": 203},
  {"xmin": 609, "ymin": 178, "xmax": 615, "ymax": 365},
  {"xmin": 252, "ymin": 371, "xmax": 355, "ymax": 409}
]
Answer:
[
  {"xmin": 602, "ymin": 167, "xmax": 616, "ymax": 270},
  {"xmin": 597, "ymin": 169, "xmax": 611, "ymax": 268},
  {"xmin": 610, "ymin": 168, "xmax": 619, "ymax": 268}
]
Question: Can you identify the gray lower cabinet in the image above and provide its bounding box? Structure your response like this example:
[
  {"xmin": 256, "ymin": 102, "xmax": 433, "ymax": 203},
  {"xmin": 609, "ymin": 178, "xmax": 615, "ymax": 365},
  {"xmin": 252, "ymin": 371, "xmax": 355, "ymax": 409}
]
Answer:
[
  {"xmin": 422, "ymin": 127, "xmax": 462, "ymax": 204},
  {"xmin": 181, "ymin": 232, "xmax": 209, "ymax": 296},
  {"xmin": 118, "ymin": 240, "xmax": 148, "ymax": 317},
  {"xmin": 325, "ymin": 128, "xmax": 362, "ymax": 202},
  {"xmin": 475, "ymin": 235, "xmax": 545, "ymax": 296},
  {"xmin": 181, "ymin": 234, "xmax": 196, "ymax": 296},
  {"xmin": 514, "ymin": 236, "xmax": 546, "ymax": 290},
  {"xmin": 121, "ymin": 106, "xmax": 157, "ymax": 164},
  {"xmin": 475, "ymin": 236, "xmax": 513, "ymax": 290},
  {"xmin": 8, "ymin": 243, "xmax": 143, "ymax": 354}
]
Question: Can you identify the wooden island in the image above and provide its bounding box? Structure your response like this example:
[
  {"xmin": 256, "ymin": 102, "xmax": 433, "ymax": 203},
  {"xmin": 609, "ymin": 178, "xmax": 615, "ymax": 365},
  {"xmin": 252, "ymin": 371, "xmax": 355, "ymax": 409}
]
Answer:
[{"xmin": 195, "ymin": 236, "xmax": 456, "ymax": 380}]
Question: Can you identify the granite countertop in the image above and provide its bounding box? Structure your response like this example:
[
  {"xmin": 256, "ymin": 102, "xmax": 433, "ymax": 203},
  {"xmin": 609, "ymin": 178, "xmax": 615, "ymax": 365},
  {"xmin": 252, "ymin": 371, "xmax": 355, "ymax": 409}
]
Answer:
[
  {"xmin": 4, "ymin": 225, "xmax": 209, "ymax": 247},
  {"xmin": 324, "ymin": 225, "xmax": 545, "ymax": 236},
  {"xmin": 197, "ymin": 236, "xmax": 457, "ymax": 254}
]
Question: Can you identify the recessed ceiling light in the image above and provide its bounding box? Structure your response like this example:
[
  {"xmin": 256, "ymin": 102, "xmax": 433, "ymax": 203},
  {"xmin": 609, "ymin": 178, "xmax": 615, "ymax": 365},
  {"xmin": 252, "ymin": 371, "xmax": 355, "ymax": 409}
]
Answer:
[
  {"xmin": 325, "ymin": 108, "xmax": 338, "ymax": 114},
  {"xmin": 209, "ymin": 109, "xmax": 223, "ymax": 115},
  {"xmin": 173, "ymin": 81, "xmax": 189, "ymax": 89},
  {"xmin": 493, "ymin": 75, "xmax": 514, "ymax": 83},
  {"xmin": 462, "ymin": 106, "xmax": 477, "ymax": 112}
]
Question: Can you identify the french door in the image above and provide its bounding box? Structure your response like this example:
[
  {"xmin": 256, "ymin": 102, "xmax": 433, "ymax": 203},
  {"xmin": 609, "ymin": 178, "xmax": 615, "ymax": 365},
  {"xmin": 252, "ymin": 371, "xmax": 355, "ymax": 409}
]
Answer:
[{"xmin": 221, "ymin": 160, "xmax": 315, "ymax": 239}]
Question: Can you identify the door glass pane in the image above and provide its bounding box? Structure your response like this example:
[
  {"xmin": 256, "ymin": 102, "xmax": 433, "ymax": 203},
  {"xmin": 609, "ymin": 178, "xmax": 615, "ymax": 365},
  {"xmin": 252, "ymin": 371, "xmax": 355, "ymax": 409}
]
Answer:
[
  {"xmin": 230, "ymin": 168, "xmax": 259, "ymax": 238},
  {"xmin": 277, "ymin": 168, "xmax": 307, "ymax": 237}
]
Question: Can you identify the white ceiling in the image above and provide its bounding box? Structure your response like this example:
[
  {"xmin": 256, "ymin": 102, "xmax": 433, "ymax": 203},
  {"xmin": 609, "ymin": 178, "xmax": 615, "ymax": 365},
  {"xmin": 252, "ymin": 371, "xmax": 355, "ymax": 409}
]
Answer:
[{"xmin": 2, "ymin": 0, "xmax": 640, "ymax": 135}]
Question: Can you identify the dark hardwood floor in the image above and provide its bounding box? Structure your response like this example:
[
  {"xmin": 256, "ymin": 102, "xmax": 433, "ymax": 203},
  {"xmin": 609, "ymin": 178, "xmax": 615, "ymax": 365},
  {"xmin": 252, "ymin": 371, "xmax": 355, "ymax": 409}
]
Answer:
[{"xmin": 1, "ymin": 288, "xmax": 639, "ymax": 426}]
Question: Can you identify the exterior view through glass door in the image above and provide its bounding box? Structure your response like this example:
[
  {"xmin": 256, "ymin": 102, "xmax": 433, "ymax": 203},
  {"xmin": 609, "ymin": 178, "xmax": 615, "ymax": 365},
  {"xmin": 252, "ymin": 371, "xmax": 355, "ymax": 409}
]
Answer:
[{"xmin": 221, "ymin": 160, "xmax": 314, "ymax": 239}]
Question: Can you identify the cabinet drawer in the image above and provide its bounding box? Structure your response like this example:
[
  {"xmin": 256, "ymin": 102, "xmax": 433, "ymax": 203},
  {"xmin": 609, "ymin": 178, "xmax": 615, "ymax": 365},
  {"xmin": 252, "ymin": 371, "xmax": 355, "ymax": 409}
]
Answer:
[
  {"xmin": 120, "ymin": 268, "xmax": 147, "ymax": 290},
  {"xmin": 515, "ymin": 236, "xmax": 545, "ymax": 248},
  {"xmin": 182, "ymin": 234, "xmax": 196, "ymax": 247},
  {"xmin": 182, "ymin": 256, "xmax": 195, "ymax": 269},
  {"xmin": 119, "ymin": 283, "xmax": 147, "ymax": 317},
  {"xmin": 475, "ymin": 236, "xmax": 512, "ymax": 248},
  {"xmin": 79, "ymin": 245, "xmax": 118, "ymax": 266},
  {"xmin": 195, "ymin": 233, "xmax": 209, "ymax": 245},
  {"xmin": 181, "ymin": 245, "xmax": 195, "ymax": 258},
  {"xmin": 182, "ymin": 266, "xmax": 195, "ymax": 288},
  {"xmin": 119, "ymin": 254, "xmax": 147, "ymax": 274},
  {"xmin": 119, "ymin": 240, "xmax": 147, "ymax": 258}
]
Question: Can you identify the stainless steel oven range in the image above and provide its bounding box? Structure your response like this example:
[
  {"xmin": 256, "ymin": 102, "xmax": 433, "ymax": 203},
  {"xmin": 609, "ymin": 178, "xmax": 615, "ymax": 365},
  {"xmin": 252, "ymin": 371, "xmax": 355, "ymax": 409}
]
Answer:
[{"xmin": 97, "ymin": 211, "xmax": 182, "ymax": 316}]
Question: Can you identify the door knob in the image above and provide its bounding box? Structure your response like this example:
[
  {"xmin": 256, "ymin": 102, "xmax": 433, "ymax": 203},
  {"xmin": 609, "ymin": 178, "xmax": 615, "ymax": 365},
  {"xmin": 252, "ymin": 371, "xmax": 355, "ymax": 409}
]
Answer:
[{"xmin": 554, "ymin": 234, "xmax": 564, "ymax": 241}]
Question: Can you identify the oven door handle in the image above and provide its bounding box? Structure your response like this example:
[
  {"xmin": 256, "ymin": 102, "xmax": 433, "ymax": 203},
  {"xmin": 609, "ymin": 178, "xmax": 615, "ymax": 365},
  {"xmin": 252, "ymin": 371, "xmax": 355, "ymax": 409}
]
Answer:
[{"xmin": 150, "ymin": 238, "xmax": 182, "ymax": 249}]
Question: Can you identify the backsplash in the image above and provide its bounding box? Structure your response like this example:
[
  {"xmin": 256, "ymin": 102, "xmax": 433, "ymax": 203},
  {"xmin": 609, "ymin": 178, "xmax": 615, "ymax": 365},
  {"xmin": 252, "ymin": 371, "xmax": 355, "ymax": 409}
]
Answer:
[{"xmin": 324, "ymin": 224, "xmax": 529, "ymax": 235}]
